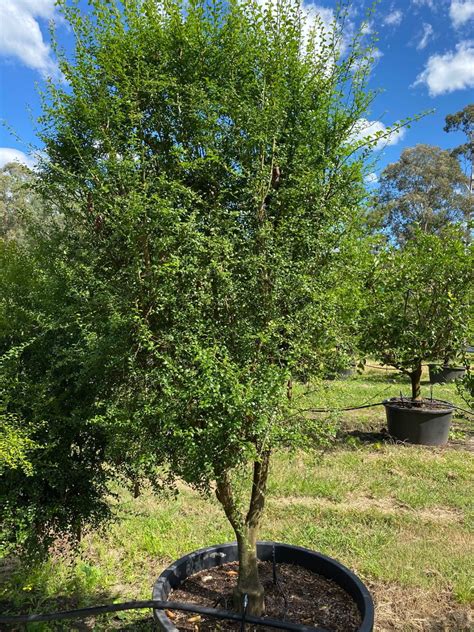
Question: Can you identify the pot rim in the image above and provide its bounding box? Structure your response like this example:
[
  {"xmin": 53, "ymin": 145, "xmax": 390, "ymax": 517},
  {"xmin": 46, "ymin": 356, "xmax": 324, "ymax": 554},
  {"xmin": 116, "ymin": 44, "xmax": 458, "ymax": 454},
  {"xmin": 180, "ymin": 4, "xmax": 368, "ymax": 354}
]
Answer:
[
  {"xmin": 428, "ymin": 364, "xmax": 467, "ymax": 371},
  {"xmin": 383, "ymin": 397, "xmax": 454, "ymax": 413},
  {"xmin": 153, "ymin": 540, "xmax": 374, "ymax": 632}
]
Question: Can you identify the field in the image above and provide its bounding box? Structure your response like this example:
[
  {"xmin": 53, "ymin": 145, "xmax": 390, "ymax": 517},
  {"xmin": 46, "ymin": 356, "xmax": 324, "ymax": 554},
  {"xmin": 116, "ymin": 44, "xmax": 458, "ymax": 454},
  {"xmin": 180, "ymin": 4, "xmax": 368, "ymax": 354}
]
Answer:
[{"xmin": 1, "ymin": 365, "xmax": 473, "ymax": 631}]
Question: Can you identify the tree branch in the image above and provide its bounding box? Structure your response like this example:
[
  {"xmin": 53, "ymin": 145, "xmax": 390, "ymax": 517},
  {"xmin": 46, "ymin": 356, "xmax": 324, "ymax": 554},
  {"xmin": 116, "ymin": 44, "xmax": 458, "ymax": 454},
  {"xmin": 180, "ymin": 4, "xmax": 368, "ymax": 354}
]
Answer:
[{"xmin": 245, "ymin": 450, "xmax": 271, "ymax": 531}]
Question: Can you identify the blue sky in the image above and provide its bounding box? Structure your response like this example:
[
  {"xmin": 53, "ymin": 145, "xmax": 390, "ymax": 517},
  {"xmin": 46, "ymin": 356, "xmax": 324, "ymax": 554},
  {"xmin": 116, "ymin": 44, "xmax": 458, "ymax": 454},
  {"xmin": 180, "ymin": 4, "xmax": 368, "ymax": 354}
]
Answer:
[{"xmin": 0, "ymin": 0, "xmax": 473, "ymax": 184}]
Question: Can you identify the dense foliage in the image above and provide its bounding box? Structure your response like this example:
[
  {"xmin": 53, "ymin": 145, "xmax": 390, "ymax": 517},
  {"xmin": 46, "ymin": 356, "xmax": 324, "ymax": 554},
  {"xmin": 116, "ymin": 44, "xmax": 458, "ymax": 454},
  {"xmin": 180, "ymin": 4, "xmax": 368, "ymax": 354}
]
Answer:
[
  {"xmin": 1, "ymin": 0, "xmax": 387, "ymax": 611},
  {"xmin": 0, "ymin": 238, "xmax": 111, "ymax": 553},
  {"xmin": 361, "ymin": 229, "xmax": 473, "ymax": 400}
]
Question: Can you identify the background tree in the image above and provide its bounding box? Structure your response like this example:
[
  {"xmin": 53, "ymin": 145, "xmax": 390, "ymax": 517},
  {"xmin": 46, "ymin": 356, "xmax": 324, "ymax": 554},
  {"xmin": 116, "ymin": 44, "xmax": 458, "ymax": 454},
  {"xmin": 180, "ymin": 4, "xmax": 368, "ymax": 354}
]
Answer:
[
  {"xmin": 371, "ymin": 144, "xmax": 471, "ymax": 244},
  {"xmin": 0, "ymin": 237, "xmax": 111, "ymax": 553},
  {"xmin": 444, "ymin": 104, "xmax": 473, "ymax": 194},
  {"xmin": 360, "ymin": 229, "xmax": 473, "ymax": 401},
  {"xmin": 457, "ymin": 371, "xmax": 473, "ymax": 409},
  {"xmin": 0, "ymin": 162, "xmax": 44, "ymax": 243},
  {"xmin": 1, "ymin": 0, "xmax": 387, "ymax": 614},
  {"xmin": 445, "ymin": 104, "xmax": 474, "ymax": 239}
]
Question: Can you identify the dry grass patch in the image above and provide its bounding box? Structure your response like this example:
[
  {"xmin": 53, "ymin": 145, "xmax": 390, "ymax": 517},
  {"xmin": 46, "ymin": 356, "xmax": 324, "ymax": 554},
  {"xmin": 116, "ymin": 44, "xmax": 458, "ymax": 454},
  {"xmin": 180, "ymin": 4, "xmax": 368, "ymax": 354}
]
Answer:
[{"xmin": 369, "ymin": 581, "xmax": 473, "ymax": 631}]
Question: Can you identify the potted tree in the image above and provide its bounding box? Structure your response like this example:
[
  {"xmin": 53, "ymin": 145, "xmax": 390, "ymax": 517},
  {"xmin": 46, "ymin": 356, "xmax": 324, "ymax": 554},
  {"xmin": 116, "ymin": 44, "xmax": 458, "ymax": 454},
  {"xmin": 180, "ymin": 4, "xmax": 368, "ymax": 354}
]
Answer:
[
  {"xmin": 428, "ymin": 319, "xmax": 473, "ymax": 384},
  {"xmin": 1, "ymin": 0, "xmax": 401, "ymax": 628},
  {"xmin": 456, "ymin": 370, "xmax": 474, "ymax": 411},
  {"xmin": 428, "ymin": 363, "xmax": 467, "ymax": 384},
  {"xmin": 361, "ymin": 229, "xmax": 472, "ymax": 445}
]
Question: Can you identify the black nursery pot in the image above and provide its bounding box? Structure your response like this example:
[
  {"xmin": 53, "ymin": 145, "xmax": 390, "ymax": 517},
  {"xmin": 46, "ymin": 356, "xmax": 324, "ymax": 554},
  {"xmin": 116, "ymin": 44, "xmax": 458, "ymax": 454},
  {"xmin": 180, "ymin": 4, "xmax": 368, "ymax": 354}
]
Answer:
[
  {"xmin": 325, "ymin": 365, "xmax": 356, "ymax": 380},
  {"xmin": 383, "ymin": 397, "xmax": 454, "ymax": 446},
  {"xmin": 428, "ymin": 364, "xmax": 466, "ymax": 384},
  {"xmin": 152, "ymin": 541, "xmax": 374, "ymax": 632}
]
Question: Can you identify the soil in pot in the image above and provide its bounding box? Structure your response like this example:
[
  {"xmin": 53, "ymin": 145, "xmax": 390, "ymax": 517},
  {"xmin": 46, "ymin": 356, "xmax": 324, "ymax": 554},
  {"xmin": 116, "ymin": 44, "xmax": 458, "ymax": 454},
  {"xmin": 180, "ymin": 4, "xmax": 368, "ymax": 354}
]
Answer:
[{"xmin": 166, "ymin": 560, "xmax": 361, "ymax": 631}]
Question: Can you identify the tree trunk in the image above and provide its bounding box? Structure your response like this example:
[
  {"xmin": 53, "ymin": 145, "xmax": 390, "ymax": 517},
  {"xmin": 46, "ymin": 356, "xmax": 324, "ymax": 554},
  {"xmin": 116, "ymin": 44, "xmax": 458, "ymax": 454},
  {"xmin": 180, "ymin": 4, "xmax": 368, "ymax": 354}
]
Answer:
[
  {"xmin": 410, "ymin": 363, "xmax": 423, "ymax": 401},
  {"xmin": 133, "ymin": 479, "xmax": 140, "ymax": 498},
  {"xmin": 215, "ymin": 450, "xmax": 271, "ymax": 617},
  {"xmin": 234, "ymin": 527, "xmax": 265, "ymax": 615}
]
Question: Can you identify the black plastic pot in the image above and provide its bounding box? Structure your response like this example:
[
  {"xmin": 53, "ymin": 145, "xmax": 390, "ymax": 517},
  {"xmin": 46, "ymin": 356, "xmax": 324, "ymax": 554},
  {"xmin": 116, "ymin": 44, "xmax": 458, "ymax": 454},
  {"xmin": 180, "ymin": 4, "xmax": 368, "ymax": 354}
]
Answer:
[
  {"xmin": 383, "ymin": 397, "xmax": 454, "ymax": 446},
  {"xmin": 152, "ymin": 541, "xmax": 374, "ymax": 631},
  {"xmin": 428, "ymin": 364, "xmax": 466, "ymax": 384},
  {"xmin": 340, "ymin": 366, "xmax": 356, "ymax": 378},
  {"xmin": 325, "ymin": 365, "xmax": 356, "ymax": 380}
]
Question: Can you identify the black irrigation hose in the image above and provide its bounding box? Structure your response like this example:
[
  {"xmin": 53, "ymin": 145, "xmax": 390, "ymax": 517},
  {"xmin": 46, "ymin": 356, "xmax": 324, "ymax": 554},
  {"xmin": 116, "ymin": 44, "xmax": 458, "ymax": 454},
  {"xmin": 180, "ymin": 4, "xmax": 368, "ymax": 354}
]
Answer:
[
  {"xmin": 303, "ymin": 401, "xmax": 387, "ymax": 413},
  {"xmin": 453, "ymin": 405, "xmax": 474, "ymax": 418},
  {"xmin": 0, "ymin": 600, "xmax": 329, "ymax": 631},
  {"xmin": 240, "ymin": 593, "xmax": 248, "ymax": 632},
  {"xmin": 302, "ymin": 402, "xmax": 473, "ymax": 417}
]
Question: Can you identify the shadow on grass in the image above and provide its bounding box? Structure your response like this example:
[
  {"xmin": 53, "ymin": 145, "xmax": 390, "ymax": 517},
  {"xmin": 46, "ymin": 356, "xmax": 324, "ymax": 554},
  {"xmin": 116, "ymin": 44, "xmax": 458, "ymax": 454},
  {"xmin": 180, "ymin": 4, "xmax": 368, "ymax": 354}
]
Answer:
[
  {"xmin": 352, "ymin": 370, "xmax": 408, "ymax": 385},
  {"xmin": 340, "ymin": 428, "xmax": 394, "ymax": 446}
]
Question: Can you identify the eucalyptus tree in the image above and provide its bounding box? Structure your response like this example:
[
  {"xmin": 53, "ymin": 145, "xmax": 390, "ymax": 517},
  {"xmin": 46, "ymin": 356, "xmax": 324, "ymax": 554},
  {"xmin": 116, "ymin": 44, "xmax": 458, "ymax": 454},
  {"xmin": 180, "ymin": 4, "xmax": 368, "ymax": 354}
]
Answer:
[
  {"xmin": 0, "ymin": 162, "xmax": 45, "ymax": 243},
  {"xmin": 372, "ymin": 144, "xmax": 471, "ymax": 244},
  {"xmin": 2, "ymin": 0, "xmax": 388, "ymax": 613},
  {"xmin": 445, "ymin": 104, "xmax": 473, "ymax": 193}
]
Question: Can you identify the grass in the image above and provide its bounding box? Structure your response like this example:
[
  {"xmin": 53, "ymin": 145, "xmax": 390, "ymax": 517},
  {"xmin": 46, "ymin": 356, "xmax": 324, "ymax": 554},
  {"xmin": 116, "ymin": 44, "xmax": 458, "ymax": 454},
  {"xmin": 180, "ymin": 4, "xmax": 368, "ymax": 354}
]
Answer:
[{"xmin": 1, "ymin": 365, "xmax": 473, "ymax": 631}]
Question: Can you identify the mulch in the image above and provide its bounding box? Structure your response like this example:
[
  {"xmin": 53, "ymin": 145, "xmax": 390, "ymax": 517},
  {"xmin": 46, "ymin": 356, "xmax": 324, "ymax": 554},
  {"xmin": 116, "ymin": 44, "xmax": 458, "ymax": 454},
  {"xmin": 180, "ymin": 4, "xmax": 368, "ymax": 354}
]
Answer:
[{"xmin": 166, "ymin": 560, "xmax": 362, "ymax": 631}]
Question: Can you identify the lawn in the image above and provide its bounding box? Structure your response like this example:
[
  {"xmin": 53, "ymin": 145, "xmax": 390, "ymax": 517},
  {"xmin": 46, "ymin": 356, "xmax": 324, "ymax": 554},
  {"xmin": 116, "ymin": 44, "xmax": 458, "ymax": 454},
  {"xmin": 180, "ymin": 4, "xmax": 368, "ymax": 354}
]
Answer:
[{"xmin": 1, "ymin": 365, "xmax": 473, "ymax": 631}]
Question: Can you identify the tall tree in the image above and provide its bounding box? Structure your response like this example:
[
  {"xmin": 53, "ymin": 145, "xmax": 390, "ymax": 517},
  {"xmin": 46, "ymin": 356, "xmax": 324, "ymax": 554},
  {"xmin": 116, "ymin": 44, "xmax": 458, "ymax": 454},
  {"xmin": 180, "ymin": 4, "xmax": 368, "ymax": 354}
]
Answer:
[
  {"xmin": 372, "ymin": 144, "xmax": 471, "ymax": 244},
  {"xmin": 444, "ymin": 104, "xmax": 474, "ymax": 194},
  {"xmin": 2, "ymin": 0, "xmax": 384, "ymax": 613}
]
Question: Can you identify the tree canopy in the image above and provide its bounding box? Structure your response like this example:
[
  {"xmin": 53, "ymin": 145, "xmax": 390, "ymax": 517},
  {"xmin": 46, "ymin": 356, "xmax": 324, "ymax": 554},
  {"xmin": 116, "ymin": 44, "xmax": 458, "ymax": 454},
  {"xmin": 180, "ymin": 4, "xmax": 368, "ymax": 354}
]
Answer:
[
  {"xmin": 361, "ymin": 229, "xmax": 473, "ymax": 400},
  {"xmin": 444, "ymin": 104, "xmax": 474, "ymax": 175}
]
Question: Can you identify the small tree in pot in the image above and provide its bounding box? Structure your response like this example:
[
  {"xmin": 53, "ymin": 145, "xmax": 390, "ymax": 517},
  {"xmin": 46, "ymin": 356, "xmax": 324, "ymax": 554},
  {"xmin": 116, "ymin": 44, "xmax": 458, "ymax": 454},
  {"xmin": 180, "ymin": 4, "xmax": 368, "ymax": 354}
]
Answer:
[
  {"xmin": 361, "ymin": 229, "xmax": 472, "ymax": 440},
  {"xmin": 2, "ymin": 0, "xmax": 393, "ymax": 618}
]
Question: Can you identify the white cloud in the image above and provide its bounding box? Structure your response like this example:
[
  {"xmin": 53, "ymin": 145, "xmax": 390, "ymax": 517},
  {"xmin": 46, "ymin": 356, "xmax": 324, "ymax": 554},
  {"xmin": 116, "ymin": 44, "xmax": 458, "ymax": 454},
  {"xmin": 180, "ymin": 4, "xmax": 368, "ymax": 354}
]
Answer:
[
  {"xmin": 298, "ymin": 2, "xmax": 335, "ymax": 53},
  {"xmin": 14, "ymin": 0, "xmax": 56, "ymax": 20},
  {"xmin": 414, "ymin": 40, "xmax": 474, "ymax": 96},
  {"xmin": 412, "ymin": 0, "xmax": 435, "ymax": 8},
  {"xmin": 365, "ymin": 172, "xmax": 378, "ymax": 184},
  {"xmin": 304, "ymin": 4, "xmax": 334, "ymax": 31},
  {"xmin": 351, "ymin": 119, "xmax": 406, "ymax": 150},
  {"xmin": 0, "ymin": 148, "xmax": 36, "ymax": 169},
  {"xmin": 450, "ymin": 1, "xmax": 474, "ymax": 28},
  {"xmin": 254, "ymin": 0, "xmax": 334, "ymax": 30},
  {"xmin": 383, "ymin": 10, "xmax": 403, "ymax": 27},
  {"xmin": 417, "ymin": 23, "xmax": 434, "ymax": 50},
  {"xmin": 0, "ymin": 0, "xmax": 57, "ymax": 77}
]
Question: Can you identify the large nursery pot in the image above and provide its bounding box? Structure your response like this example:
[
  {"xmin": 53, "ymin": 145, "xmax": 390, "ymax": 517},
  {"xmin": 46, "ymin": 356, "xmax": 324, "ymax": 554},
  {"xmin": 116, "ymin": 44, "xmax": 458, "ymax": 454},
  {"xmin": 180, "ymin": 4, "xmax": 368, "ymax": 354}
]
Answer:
[
  {"xmin": 325, "ymin": 364, "xmax": 357, "ymax": 380},
  {"xmin": 383, "ymin": 397, "xmax": 454, "ymax": 446},
  {"xmin": 428, "ymin": 364, "xmax": 466, "ymax": 384},
  {"xmin": 152, "ymin": 541, "xmax": 374, "ymax": 632}
]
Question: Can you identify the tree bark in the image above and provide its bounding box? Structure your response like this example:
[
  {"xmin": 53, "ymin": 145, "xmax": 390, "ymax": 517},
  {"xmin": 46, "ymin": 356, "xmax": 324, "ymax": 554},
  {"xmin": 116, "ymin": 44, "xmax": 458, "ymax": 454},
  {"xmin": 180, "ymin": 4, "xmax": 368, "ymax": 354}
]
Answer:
[
  {"xmin": 234, "ymin": 526, "xmax": 265, "ymax": 615},
  {"xmin": 410, "ymin": 363, "xmax": 423, "ymax": 401},
  {"xmin": 133, "ymin": 479, "xmax": 140, "ymax": 498},
  {"xmin": 215, "ymin": 450, "xmax": 271, "ymax": 617}
]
